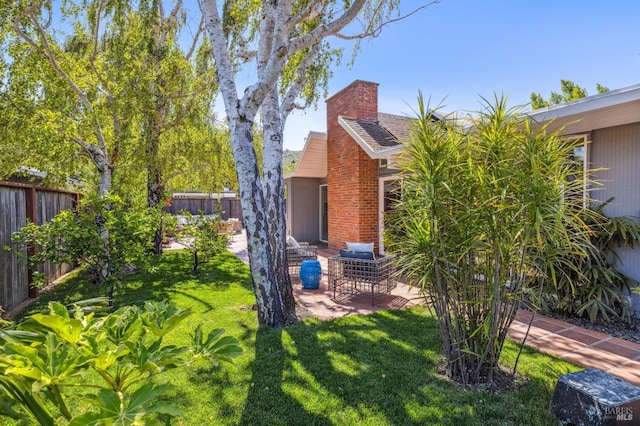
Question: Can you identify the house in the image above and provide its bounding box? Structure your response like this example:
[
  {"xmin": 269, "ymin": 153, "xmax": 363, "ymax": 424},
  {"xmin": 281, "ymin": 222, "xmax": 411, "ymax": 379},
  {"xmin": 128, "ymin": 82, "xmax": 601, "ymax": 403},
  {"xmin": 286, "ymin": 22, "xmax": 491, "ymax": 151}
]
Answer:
[
  {"xmin": 286, "ymin": 79, "xmax": 640, "ymax": 314},
  {"xmin": 527, "ymin": 83, "xmax": 640, "ymax": 314},
  {"xmin": 285, "ymin": 80, "xmax": 440, "ymax": 254}
]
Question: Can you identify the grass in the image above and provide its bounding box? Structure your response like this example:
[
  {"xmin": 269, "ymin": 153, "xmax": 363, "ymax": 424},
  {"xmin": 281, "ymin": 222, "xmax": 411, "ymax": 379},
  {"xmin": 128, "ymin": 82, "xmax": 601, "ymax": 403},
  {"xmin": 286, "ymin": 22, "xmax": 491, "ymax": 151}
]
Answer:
[{"xmin": 11, "ymin": 249, "xmax": 580, "ymax": 425}]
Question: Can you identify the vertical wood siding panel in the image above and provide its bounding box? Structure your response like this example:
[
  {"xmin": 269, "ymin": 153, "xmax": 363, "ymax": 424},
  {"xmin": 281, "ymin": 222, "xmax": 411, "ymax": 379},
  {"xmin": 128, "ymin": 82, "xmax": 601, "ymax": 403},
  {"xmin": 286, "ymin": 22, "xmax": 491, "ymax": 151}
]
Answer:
[
  {"xmin": 590, "ymin": 122, "xmax": 640, "ymax": 315},
  {"xmin": 591, "ymin": 123, "xmax": 640, "ymax": 216}
]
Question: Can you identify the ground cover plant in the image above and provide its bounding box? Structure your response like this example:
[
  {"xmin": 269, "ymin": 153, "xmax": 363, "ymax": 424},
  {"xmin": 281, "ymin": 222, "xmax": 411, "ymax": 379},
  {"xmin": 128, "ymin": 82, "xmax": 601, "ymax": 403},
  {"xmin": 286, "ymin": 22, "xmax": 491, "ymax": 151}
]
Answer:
[{"xmin": 4, "ymin": 249, "xmax": 581, "ymax": 425}]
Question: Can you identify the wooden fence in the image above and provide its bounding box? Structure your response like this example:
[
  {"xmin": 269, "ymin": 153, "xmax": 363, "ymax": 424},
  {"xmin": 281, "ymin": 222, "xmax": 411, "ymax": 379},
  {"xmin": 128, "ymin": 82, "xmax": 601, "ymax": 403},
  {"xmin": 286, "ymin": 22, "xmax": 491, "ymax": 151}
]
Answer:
[
  {"xmin": 164, "ymin": 197, "xmax": 243, "ymax": 222},
  {"xmin": 0, "ymin": 181, "xmax": 79, "ymax": 313}
]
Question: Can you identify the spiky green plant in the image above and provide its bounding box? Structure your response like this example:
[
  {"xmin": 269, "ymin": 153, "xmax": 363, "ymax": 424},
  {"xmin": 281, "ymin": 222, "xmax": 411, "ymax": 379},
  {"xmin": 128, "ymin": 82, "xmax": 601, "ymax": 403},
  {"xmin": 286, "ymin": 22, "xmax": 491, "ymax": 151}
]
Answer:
[
  {"xmin": 386, "ymin": 94, "xmax": 593, "ymax": 386},
  {"xmin": 537, "ymin": 199, "xmax": 640, "ymax": 322}
]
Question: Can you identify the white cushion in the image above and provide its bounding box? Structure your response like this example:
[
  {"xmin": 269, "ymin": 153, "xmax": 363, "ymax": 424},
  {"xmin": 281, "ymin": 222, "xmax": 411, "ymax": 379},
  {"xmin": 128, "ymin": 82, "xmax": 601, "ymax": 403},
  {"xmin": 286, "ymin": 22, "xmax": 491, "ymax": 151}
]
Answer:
[
  {"xmin": 286, "ymin": 235, "xmax": 300, "ymax": 248},
  {"xmin": 346, "ymin": 242, "xmax": 374, "ymax": 254}
]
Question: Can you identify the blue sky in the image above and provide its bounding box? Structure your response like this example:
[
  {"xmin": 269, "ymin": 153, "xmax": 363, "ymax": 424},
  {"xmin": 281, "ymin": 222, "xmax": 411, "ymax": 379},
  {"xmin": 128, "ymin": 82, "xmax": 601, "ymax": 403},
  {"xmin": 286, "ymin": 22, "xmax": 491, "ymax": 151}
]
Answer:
[{"xmin": 280, "ymin": 0, "xmax": 640, "ymax": 150}]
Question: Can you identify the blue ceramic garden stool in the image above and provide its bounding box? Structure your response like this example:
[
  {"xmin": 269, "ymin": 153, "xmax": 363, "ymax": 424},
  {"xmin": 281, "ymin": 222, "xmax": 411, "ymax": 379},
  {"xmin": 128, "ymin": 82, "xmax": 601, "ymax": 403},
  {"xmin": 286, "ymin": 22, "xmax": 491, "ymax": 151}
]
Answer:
[{"xmin": 300, "ymin": 260, "xmax": 322, "ymax": 289}]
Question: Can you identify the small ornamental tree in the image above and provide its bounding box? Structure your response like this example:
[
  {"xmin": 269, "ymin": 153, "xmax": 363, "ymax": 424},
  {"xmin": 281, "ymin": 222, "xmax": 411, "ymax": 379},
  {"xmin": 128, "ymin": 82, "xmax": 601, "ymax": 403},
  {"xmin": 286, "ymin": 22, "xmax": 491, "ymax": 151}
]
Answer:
[
  {"xmin": 386, "ymin": 94, "xmax": 593, "ymax": 386},
  {"xmin": 172, "ymin": 211, "xmax": 230, "ymax": 275},
  {"xmin": 0, "ymin": 299, "xmax": 242, "ymax": 424}
]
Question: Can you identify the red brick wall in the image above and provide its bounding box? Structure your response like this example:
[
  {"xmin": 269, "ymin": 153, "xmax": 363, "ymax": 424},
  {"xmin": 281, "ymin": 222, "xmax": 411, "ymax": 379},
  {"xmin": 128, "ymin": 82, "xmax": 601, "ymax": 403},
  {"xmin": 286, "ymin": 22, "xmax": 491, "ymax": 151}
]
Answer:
[{"xmin": 326, "ymin": 80, "xmax": 380, "ymax": 252}]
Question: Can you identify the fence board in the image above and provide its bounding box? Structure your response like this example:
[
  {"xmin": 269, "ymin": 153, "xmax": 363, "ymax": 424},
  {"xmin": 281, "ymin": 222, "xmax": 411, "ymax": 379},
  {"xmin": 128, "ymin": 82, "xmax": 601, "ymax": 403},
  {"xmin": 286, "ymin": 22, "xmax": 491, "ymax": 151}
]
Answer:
[
  {"xmin": 0, "ymin": 187, "xmax": 28, "ymax": 312},
  {"xmin": 164, "ymin": 197, "xmax": 243, "ymax": 222},
  {"xmin": 36, "ymin": 190, "xmax": 76, "ymax": 284},
  {"xmin": 0, "ymin": 182, "xmax": 78, "ymax": 313}
]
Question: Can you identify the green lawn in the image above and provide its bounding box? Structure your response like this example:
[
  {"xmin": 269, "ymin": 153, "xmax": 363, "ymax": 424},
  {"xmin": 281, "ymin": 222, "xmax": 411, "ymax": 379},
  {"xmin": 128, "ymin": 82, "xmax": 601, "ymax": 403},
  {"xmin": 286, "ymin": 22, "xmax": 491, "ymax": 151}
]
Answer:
[{"xmin": 13, "ymin": 250, "xmax": 579, "ymax": 425}]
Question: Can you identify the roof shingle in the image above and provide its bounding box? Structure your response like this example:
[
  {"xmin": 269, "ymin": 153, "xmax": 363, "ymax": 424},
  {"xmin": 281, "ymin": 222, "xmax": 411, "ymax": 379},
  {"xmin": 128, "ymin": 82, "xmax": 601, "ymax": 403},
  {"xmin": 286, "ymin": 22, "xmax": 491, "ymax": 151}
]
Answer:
[{"xmin": 339, "ymin": 113, "xmax": 416, "ymax": 155}]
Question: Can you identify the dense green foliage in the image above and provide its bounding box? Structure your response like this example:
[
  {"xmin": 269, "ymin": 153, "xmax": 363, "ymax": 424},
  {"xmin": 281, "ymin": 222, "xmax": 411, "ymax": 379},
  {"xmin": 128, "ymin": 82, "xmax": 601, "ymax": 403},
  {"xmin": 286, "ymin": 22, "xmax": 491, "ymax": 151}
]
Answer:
[
  {"xmin": 282, "ymin": 149, "xmax": 301, "ymax": 174},
  {"xmin": 537, "ymin": 201, "xmax": 640, "ymax": 322},
  {"xmin": 0, "ymin": 1, "xmax": 234, "ymax": 204},
  {"xmin": 8, "ymin": 250, "xmax": 579, "ymax": 425},
  {"xmin": 8, "ymin": 195, "xmax": 156, "ymax": 293},
  {"xmin": 387, "ymin": 94, "xmax": 592, "ymax": 385},
  {"xmin": 0, "ymin": 298, "xmax": 241, "ymax": 424},
  {"xmin": 530, "ymin": 79, "xmax": 609, "ymax": 109}
]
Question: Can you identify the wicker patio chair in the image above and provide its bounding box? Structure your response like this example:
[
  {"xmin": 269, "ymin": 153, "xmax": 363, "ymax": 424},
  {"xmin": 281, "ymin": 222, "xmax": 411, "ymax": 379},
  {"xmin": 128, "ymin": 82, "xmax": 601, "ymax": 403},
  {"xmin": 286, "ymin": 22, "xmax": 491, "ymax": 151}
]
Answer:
[
  {"xmin": 328, "ymin": 252, "xmax": 397, "ymax": 305},
  {"xmin": 286, "ymin": 236, "xmax": 318, "ymax": 275}
]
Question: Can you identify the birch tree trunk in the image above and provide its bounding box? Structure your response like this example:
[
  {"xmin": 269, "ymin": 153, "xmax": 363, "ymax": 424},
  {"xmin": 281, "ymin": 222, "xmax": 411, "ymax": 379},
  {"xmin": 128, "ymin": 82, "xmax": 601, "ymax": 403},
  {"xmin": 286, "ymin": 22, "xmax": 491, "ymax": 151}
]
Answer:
[
  {"xmin": 93, "ymin": 149, "xmax": 112, "ymax": 287},
  {"xmin": 199, "ymin": 0, "xmax": 413, "ymax": 326},
  {"xmin": 230, "ymin": 117, "xmax": 294, "ymax": 326},
  {"xmin": 262, "ymin": 87, "xmax": 297, "ymax": 323}
]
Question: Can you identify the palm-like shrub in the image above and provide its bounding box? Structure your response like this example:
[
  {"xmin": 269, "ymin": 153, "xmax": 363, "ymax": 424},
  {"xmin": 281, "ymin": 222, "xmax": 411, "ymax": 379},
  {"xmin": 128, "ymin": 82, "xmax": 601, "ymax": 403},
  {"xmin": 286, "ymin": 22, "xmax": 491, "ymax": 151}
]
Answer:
[
  {"xmin": 386, "ymin": 94, "xmax": 592, "ymax": 385},
  {"xmin": 537, "ymin": 200, "xmax": 640, "ymax": 322}
]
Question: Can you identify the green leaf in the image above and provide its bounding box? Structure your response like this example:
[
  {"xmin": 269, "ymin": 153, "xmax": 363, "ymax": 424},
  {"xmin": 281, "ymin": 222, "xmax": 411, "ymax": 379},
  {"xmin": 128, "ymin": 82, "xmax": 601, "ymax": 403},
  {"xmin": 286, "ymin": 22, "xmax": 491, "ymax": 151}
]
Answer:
[
  {"xmin": 192, "ymin": 326, "xmax": 243, "ymax": 364},
  {"xmin": 140, "ymin": 301, "xmax": 192, "ymax": 337},
  {"xmin": 68, "ymin": 384, "xmax": 182, "ymax": 426}
]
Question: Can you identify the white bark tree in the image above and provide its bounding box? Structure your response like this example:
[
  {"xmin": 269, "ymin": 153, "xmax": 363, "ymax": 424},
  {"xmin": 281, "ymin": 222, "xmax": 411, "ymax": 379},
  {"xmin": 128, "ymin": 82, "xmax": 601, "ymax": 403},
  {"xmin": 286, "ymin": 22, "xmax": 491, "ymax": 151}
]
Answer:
[{"xmin": 200, "ymin": 0, "xmax": 436, "ymax": 326}]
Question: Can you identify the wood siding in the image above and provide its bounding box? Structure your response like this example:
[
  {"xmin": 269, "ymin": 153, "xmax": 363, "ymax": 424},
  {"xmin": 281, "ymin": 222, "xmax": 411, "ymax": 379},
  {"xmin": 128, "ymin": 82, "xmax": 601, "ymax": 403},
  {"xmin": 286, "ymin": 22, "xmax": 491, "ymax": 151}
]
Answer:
[
  {"xmin": 589, "ymin": 122, "xmax": 640, "ymax": 314},
  {"xmin": 0, "ymin": 182, "xmax": 78, "ymax": 313},
  {"xmin": 287, "ymin": 177, "xmax": 321, "ymax": 243}
]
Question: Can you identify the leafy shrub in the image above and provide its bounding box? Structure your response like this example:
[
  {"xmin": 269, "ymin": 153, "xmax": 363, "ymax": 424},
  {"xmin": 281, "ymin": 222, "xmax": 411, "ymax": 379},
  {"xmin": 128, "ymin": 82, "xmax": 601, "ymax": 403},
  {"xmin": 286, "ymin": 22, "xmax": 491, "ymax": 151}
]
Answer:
[
  {"xmin": 0, "ymin": 299, "xmax": 242, "ymax": 424},
  {"xmin": 537, "ymin": 200, "xmax": 640, "ymax": 322},
  {"xmin": 8, "ymin": 195, "xmax": 156, "ymax": 295}
]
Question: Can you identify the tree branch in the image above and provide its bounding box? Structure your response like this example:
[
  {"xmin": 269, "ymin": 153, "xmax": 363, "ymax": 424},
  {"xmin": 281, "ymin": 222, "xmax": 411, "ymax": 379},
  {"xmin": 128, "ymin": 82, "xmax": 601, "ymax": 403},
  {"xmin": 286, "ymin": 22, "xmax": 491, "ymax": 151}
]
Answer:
[
  {"xmin": 286, "ymin": 0, "xmax": 323, "ymax": 30},
  {"xmin": 185, "ymin": 14, "xmax": 205, "ymax": 60},
  {"xmin": 280, "ymin": 43, "xmax": 322, "ymax": 118},
  {"xmin": 199, "ymin": 0, "xmax": 240, "ymax": 120},
  {"xmin": 335, "ymin": 1, "xmax": 440, "ymax": 40},
  {"xmin": 13, "ymin": 4, "xmax": 108, "ymax": 152}
]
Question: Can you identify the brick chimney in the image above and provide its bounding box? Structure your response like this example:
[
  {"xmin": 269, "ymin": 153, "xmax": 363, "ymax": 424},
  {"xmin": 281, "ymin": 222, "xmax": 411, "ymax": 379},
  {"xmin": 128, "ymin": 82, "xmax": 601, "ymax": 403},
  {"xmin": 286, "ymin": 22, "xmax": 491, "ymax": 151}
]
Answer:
[{"xmin": 326, "ymin": 80, "xmax": 380, "ymax": 252}]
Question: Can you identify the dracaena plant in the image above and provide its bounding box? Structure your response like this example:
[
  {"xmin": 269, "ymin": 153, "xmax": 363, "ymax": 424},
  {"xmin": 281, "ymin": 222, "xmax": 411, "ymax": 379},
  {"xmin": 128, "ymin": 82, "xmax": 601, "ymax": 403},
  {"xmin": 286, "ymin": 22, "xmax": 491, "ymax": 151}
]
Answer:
[
  {"xmin": 0, "ymin": 298, "xmax": 242, "ymax": 425},
  {"xmin": 386, "ymin": 94, "xmax": 593, "ymax": 386}
]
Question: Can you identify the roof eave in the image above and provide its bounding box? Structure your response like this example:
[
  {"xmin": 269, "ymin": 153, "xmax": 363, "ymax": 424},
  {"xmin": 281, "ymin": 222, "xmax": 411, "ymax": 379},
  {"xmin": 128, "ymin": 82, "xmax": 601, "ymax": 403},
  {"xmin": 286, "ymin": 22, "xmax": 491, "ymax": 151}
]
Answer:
[
  {"xmin": 527, "ymin": 83, "xmax": 640, "ymax": 122},
  {"xmin": 338, "ymin": 116, "xmax": 379, "ymax": 158},
  {"xmin": 284, "ymin": 130, "xmax": 327, "ymax": 179}
]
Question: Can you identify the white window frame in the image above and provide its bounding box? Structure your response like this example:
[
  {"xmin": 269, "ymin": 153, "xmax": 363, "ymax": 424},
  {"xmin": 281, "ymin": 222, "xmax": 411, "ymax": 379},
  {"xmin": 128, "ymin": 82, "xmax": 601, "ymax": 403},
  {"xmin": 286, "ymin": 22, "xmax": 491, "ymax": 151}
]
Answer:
[{"xmin": 378, "ymin": 176, "xmax": 401, "ymax": 255}]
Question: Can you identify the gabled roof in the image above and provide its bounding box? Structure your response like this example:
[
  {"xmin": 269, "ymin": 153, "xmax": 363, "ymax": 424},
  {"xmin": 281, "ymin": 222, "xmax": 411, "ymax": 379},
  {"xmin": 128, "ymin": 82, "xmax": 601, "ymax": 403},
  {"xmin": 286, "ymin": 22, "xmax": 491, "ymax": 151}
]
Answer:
[
  {"xmin": 339, "ymin": 111, "xmax": 442, "ymax": 159},
  {"xmin": 285, "ymin": 110, "xmax": 444, "ymax": 180},
  {"xmin": 526, "ymin": 83, "xmax": 640, "ymax": 134},
  {"xmin": 284, "ymin": 131, "xmax": 327, "ymax": 179}
]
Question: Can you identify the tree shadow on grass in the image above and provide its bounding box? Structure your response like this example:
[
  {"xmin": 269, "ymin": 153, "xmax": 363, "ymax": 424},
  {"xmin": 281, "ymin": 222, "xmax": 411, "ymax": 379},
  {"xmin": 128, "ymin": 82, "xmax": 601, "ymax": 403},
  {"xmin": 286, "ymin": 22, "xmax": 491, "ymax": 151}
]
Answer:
[
  {"xmin": 238, "ymin": 309, "xmax": 563, "ymax": 425},
  {"xmin": 238, "ymin": 310, "xmax": 443, "ymax": 425},
  {"xmin": 11, "ymin": 250, "xmax": 253, "ymax": 319},
  {"xmin": 114, "ymin": 250, "xmax": 254, "ymax": 310}
]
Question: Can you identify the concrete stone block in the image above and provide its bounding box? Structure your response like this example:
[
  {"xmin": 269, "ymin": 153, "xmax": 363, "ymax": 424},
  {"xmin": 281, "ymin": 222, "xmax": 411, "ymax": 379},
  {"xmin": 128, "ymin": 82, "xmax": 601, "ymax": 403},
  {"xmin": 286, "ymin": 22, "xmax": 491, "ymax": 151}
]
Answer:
[{"xmin": 549, "ymin": 369, "xmax": 640, "ymax": 425}]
